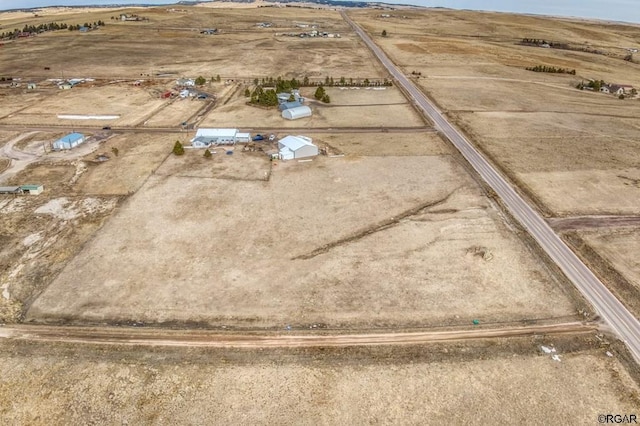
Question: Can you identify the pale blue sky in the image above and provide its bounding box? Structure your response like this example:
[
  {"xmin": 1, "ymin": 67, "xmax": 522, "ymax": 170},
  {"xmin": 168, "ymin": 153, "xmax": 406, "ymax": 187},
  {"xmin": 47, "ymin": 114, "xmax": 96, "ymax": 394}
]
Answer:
[{"xmin": 0, "ymin": 0, "xmax": 638, "ymax": 24}]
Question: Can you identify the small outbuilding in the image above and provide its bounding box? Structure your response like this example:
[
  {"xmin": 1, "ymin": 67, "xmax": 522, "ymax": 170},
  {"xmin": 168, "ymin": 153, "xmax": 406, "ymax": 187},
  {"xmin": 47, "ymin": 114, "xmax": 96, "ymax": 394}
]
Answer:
[
  {"xmin": 282, "ymin": 105, "xmax": 312, "ymax": 120},
  {"xmin": 235, "ymin": 132, "xmax": 251, "ymax": 143},
  {"xmin": 53, "ymin": 133, "xmax": 85, "ymax": 150},
  {"xmin": 20, "ymin": 184, "xmax": 44, "ymax": 195},
  {"xmin": 278, "ymin": 100, "xmax": 303, "ymax": 111},
  {"xmin": 0, "ymin": 186, "xmax": 22, "ymax": 195},
  {"xmin": 278, "ymin": 135, "xmax": 318, "ymax": 160}
]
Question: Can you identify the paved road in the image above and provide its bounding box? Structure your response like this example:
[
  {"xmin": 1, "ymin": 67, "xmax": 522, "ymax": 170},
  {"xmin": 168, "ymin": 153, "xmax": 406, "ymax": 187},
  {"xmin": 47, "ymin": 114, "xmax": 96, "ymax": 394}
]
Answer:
[{"xmin": 342, "ymin": 11, "xmax": 640, "ymax": 363}]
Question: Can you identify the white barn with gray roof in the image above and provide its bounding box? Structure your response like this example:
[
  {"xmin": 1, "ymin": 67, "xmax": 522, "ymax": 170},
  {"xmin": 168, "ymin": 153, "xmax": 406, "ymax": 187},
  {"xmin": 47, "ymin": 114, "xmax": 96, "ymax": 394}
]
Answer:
[
  {"xmin": 278, "ymin": 135, "xmax": 318, "ymax": 160},
  {"xmin": 191, "ymin": 128, "xmax": 251, "ymax": 147}
]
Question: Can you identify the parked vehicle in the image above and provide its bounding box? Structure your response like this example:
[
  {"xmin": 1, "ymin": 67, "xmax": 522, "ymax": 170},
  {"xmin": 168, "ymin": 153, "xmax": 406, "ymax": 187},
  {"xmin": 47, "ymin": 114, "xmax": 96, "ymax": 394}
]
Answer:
[{"xmin": 253, "ymin": 134, "xmax": 264, "ymax": 141}]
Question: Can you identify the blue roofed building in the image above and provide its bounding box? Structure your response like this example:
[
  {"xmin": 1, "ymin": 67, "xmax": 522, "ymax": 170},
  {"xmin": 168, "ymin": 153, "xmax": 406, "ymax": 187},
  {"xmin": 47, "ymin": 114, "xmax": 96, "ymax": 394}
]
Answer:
[
  {"xmin": 278, "ymin": 100, "xmax": 303, "ymax": 111},
  {"xmin": 53, "ymin": 133, "xmax": 85, "ymax": 150}
]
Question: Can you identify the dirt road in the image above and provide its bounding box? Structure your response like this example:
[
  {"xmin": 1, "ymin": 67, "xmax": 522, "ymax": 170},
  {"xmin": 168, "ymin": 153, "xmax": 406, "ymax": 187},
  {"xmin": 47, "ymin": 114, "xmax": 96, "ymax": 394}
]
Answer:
[
  {"xmin": 549, "ymin": 216, "xmax": 640, "ymax": 231},
  {"xmin": 0, "ymin": 322, "xmax": 599, "ymax": 348}
]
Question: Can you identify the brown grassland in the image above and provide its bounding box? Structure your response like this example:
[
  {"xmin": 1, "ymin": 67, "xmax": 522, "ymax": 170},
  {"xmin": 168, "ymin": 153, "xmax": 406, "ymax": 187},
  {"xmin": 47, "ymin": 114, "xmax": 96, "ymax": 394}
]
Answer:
[{"xmin": 0, "ymin": 4, "xmax": 639, "ymax": 422}]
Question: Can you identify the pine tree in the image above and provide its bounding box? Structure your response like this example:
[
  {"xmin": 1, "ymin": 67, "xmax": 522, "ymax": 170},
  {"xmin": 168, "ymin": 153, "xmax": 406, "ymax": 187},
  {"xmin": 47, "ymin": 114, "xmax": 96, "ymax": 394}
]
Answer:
[{"xmin": 173, "ymin": 141, "xmax": 185, "ymax": 156}]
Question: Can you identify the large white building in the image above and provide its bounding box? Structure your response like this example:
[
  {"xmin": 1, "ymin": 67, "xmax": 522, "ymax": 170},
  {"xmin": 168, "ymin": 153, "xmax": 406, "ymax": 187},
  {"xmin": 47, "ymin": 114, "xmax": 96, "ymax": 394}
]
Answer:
[
  {"xmin": 191, "ymin": 128, "xmax": 251, "ymax": 147},
  {"xmin": 282, "ymin": 105, "xmax": 312, "ymax": 120},
  {"xmin": 278, "ymin": 135, "xmax": 318, "ymax": 160}
]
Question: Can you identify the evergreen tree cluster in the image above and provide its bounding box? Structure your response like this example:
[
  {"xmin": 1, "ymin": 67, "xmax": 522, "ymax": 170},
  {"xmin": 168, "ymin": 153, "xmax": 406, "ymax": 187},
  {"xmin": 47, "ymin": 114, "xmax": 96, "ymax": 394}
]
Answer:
[
  {"xmin": 576, "ymin": 79, "xmax": 606, "ymax": 91},
  {"xmin": 0, "ymin": 21, "xmax": 104, "ymax": 39},
  {"xmin": 525, "ymin": 65, "xmax": 576, "ymax": 75},
  {"xmin": 249, "ymin": 85, "xmax": 279, "ymax": 107},
  {"xmin": 67, "ymin": 21, "xmax": 106, "ymax": 31},
  {"xmin": 253, "ymin": 75, "xmax": 392, "ymax": 88},
  {"xmin": 314, "ymin": 86, "xmax": 330, "ymax": 103},
  {"xmin": 521, "ymin": 38, "xmax": 552, "ymax": 46}
]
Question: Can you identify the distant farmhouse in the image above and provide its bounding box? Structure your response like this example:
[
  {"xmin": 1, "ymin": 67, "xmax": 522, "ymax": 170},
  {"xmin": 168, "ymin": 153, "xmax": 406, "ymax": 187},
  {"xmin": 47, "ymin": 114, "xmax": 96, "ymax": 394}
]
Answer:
[
  {"xmin": 191, "ymin": 128, "xmax": 251, "ymax": 148},
  {"xmin": 120, "ymin": 14, "xmax": 147, "ymax": 22},
  {"xmin": 53, "ymin": 133, "xmax": 85, "ymax": 150},
  {"xmin": 600, "ymin": 83, "xmax": 635, "ymax": 96},
  {"xmin": 176, "ymin": 78, "xmax": 195, "ymax": 87}
]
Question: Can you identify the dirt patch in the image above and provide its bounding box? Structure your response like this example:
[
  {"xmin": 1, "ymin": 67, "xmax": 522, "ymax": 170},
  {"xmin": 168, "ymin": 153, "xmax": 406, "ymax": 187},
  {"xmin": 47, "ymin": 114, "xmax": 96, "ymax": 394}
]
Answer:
[{"xmin": 0, "ymin": 194, "xmax": 119, "ymax": 323}]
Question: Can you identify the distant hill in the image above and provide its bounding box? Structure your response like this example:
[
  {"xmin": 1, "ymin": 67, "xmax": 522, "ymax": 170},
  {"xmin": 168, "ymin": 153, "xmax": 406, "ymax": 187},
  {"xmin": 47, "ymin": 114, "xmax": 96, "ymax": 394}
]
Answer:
[{"xmin": 4, "ymin": 0, "xmax": 419, "ymax": 13}]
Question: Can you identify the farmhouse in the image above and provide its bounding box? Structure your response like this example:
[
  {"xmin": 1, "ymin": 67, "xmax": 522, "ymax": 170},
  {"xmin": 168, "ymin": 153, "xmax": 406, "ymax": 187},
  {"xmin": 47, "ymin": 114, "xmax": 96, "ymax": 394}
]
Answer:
[
  {"xmin": 176, "ymin": 78, "xmax": 195, "ymax": 87},
  {"xmin": 609, "ymin": 84, "xmax": 634, "ymax": 95},
  {"xmin": 53, "ymin": 133, "xmax": 85, "ymax": 150},
  {"xmin": 278, "ymin": 135, "xmax": 318, "ymax": 160},
  {"xmin": 282, "ymin": 105, "xmax": 312, "ymax": 120},
  {"xmin": 191, "ymin": 128, "xmax": 251, "ymax": 147}
]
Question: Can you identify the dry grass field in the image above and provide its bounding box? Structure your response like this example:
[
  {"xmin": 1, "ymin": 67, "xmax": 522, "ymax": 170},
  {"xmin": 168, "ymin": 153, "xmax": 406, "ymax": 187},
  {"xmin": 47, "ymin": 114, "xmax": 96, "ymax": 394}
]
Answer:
[
  {"xmin": 350, "ymin": 9, "xmax": 640, "ymax": 217},
  {"xmin": 0, "ymin": 6, "xmax": 384, "ymax": 80},
  {"xmin": 576, "ymin": 228, "xmax": 640, "ymax": 307},
  {"xmin": 27, "ymin": 151, "xmax": 577, "ymax": 327},
  {"xmin": 201, "ymin": 86, "xmax": 425, "ymax": 128},
  {"xmin": 0, "ymin": 84, "xmax": 169, "ymax": 127},
  {"xmin": 1, "ymin": 5, "xmax": 640, "ymax": 420},
  {"xmin": 0, "ymin": 336, "xmax": 638, "ymax": 424},
  {"xmin": 309, "ymin": 131, "xmax": 450, "ymax": 156}
]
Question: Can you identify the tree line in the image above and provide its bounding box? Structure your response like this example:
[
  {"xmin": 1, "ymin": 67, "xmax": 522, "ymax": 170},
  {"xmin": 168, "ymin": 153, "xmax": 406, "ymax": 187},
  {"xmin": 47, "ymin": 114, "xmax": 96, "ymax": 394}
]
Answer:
[
  {"xmin": 525, "ymin": 65, "xmax": 576, "ymax": 75},
  {"xmin": 251, "ymin": 75, "xmax": 392, "ymax": 88},
  {"xmin": 0, "ymin": 20, "xmax": 105, "ymax": 39},
  {"xmin": 520, "ymin": 38, "xmax": 550, "ymax": 46}
]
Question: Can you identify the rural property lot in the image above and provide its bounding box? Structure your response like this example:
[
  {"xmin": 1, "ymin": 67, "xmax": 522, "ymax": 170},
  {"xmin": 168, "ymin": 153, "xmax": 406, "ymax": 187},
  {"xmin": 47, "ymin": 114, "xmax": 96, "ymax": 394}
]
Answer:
[
  {"xmin": 0, "ymin": 337, "xmax": 638, "ymax": 424},
  {"xmin": 580, "ymin": 229, "xmax": 640, "ymax": 292},
  {"xmin": 574, "ymin": 228, "xmax": 640, "ymax": 317},
  {"xmin": 0, "ymin": 6, "xmax": 384, "ymax": 80},
  {"xmin": 27, "ymin": 153, "xmax": 577, "ymax": 327},
  {"xmin": 200, "ymin": 86, "xmax": 425, "ymax": 129},
  {"xmin": 0, "ymin": 84, "xmax": 168, "ymax": 128},
  {"xmin": 349, "ymin": 9, "xmax": 640, "ymax": 217},
  {"xmin": 2, "ymin": 4, "xmax": 640, "ymax": 420},
  {"xmin": 309, "ymin": 131, "xmax": 450, "ymax": 157}
]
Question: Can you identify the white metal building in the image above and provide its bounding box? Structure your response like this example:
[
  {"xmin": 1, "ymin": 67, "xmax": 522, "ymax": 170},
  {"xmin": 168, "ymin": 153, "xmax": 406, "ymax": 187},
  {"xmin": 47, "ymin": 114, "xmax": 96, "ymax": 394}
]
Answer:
[
  {"xmin": 191, "ymin": 128, "xmax": 251, "ymax": 147},
  {"xmin": 282, "ymin": 105, "xmax": 312, "ymax": 120},
  {"xmin": 53, "ymin": 133, "xmax": 85, "ymax": 150},
  {"xmin": 278, "ymin": 135, "xmax": 318, "ymax": 160}
]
